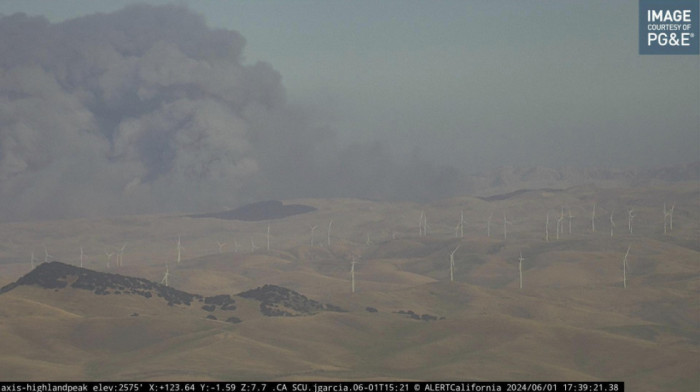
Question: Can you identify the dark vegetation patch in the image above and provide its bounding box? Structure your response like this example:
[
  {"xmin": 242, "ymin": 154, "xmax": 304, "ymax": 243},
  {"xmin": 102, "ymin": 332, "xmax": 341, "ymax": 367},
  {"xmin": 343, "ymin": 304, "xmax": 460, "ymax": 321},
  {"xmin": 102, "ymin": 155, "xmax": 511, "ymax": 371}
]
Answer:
[
  {"xmin": 366, "ymin": 307, "xmax": 378, "ymax": 313},
  {"xmin": 190, "ymin": 200, "xmax": 316, "ymax": 221},
  {"xmin": 394, "ymin": 309, "xmax": 442, "ymax": 321},
  {"xmin": 206, "ymin": 315, "xmax": 217, "ymax": 320},
  {"xmin": 225, "ymin": 316, "xmax": 242, "ymax": 324},
  {"xmin": 237, "ymin": 284, "xmax": 345, "ymax": 317}
]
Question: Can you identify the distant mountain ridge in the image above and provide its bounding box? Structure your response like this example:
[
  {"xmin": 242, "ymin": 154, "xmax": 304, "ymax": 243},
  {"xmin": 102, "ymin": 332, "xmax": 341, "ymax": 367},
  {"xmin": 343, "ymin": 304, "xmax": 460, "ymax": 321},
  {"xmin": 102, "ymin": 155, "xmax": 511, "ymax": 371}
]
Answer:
[{"xmin": 469, "ymin": 161, "xmax": 700, "ymax": 197}]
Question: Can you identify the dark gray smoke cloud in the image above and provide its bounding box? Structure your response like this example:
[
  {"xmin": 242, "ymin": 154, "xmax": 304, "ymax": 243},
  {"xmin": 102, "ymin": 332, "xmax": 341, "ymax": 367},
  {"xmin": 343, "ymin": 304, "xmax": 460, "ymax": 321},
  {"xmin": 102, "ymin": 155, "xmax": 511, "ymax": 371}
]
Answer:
[{"xmin": 0, "ymin": 4, "xmax": 464, "ymax": 221}]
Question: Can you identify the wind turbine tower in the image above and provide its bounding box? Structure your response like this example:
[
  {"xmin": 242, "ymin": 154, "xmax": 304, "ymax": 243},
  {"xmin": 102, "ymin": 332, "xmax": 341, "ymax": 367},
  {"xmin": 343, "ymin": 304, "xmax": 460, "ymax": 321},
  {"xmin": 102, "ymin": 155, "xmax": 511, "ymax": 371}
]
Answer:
[
  {"xmin": 503, "ymin": 212, "xmax": 512, "ymax": 241},
  {"xmin": 449, "ymin": 244, "xmax": 461, "ymax": 282},
  {"xmin": 568, "ymin": 209, "xmax": 574, "ymax": 234},
  {"xmin": 627, "ymin": 209, "xmax": 635, "ymax": 235},
  {"xmin": 161, "ymin": 264, "xmax": 170, "ymax": 287},
  {"xmin": 327, "ymin": 220, "xmax": 333, "ymax": 248},
  {"xmin": 487, "ymin": 213, "xmax": 493, "ymax": 238},
  {"xmin": 31, "ymin": 251, "xmax": 36, "ymax": 270},
  {"xmin": 610, "ymin": 210, "xmax": 615, "ymax": 238},
  {"xmin": 591, "ymin": 202, "xmax": 597, "ymax": 232},
  {"xmin": 556, "ymin": 208, "xmax": 564, "ymax": 240},
  {"xmin": 622, "ymin": 245, "xmax": 630, "ymax": 289},
  {"xmin": 176, "ymin": 236, "xmax": 184, "ymax": 264},
  {"xmin": 80, "ymin": 247, "xmax": 84, "ymax": 268},
  {"xmin": 310, "ymin": 225, "xmax": 318, "ymax": 247},
  {"xmin": 105, "ymin": 251, "xmax": 114, "ymax": 268},
  {"xmin": 545, "ymin": 212, "xmax": 550, "ymax": 242},
  {"xmin": 351, "ymin": 257, "xmax": 358, "ymax": 293},
  {"xmin": 118, "ymin": 243, "xmax": 126, "ymax": 267},
  {"xmin": 518, "ymin": 251, "xmax": 525, "ymax": 289}
]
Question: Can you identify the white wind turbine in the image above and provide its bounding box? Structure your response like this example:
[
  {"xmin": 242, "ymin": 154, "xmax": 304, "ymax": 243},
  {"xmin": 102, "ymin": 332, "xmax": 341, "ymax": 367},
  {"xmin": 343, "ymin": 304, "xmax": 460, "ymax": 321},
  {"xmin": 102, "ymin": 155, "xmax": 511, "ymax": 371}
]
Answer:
[
  {"xmin": 419, "ymin": 211, "xmax": 426, "ymax": 237},
  {"xmin": 487, "ymin": 213, "xmax": 493, "ymax": 238},
  {"xmin": 30, "ymin": 251, "xmax": 36, "ymax": 270},
  {"xmin": 503, "ymin": 212, "xmax": 512, "ymax": 241},
  {"xmin": 591, "ymin": 202, "xmax": 597, "ymax": 233},
  {"xmin": 44, "ymin": 246, "xmax": 52, "ymax": 263},
  {"xmin": 350, "ymin": 256, "xmax": 359, "ymax": 293},
  {"xmin": 161, "ymin": 263, "xmax": 170, "ymax": 287},
  {"xmin": 449, "ymin": 244, "xmax": 461, "ymax": 282},
  {"xmin": 105, "ymin": 251, "xmax": 114, "ymax": 268},
  {"xmin": 118, "ymin": 243, "xmax": 126, "ymax": 267},
  {"xmin": 310, "ymin": 225, "xmax": 318, "ymax": 247},
  {"xmin": 627, "ymin": 209, "xmax": 635, "ymax": 235},
  {"xmin": 176, "ymin": 236, "xmax": 184, "ymax": 264},
  {"xmin": 518, "ymin": 251, "xmax": 525, "ymax": 289},
  {"xmin": 610, "ymin": 209, "xmax": 616, "ymax": 238},
  {"xmin": 669, "ymin": 204, "xmax": 675, "ymax": 230},
  {"xmin": 568, "ymin": 208, "xmax": 574, "ymax": 234},
  {"xmin": 622, "ymin": 245, "xmax": 630, "ymax": 289},
  {"xmin": 327, "ymin": 220, "xmax": 333, "ymax": 248},
  {"xmin": 556, "ymin": 208, "xmax": 564, "ymax": 240}
]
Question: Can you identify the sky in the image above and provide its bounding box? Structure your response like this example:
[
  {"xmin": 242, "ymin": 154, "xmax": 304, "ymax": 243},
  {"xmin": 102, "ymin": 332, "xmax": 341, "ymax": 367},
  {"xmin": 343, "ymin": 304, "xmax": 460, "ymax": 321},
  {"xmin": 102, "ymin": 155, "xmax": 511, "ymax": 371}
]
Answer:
[{"xmin": 0, "ymin": 1, "xmax": 698, "ymax": 220}]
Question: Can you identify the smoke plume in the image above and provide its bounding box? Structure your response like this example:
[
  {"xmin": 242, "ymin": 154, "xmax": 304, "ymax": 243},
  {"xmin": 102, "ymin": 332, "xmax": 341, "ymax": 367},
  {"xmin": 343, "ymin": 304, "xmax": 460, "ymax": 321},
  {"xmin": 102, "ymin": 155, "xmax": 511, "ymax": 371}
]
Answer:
[{"xmin": 0, "ymin": 4, "xmax": 464, "ymax": 221}]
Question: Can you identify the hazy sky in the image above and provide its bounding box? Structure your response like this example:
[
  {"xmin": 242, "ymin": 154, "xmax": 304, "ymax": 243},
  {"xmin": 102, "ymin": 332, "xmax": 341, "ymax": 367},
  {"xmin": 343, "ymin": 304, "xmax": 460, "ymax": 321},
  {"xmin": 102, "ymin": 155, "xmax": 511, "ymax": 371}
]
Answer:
[
  {"xmin": 0, "ymin": 1, "xmax": 697, "ymax": 220},
  {"xmin": 2, "ymin": 0, "xmax": 698, "ymax": 170}
]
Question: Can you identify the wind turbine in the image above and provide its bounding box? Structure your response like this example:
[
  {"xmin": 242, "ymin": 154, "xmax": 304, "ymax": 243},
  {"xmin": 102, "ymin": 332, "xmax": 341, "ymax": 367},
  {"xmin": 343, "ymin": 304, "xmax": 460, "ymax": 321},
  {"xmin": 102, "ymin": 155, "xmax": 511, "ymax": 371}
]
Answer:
[
  {"xmin": 568, "ymin": 209, "xmax": 574, "ymax": 234},
  {"xmin": 118, "ymin": 243, "xmax": 126, "ymax": 267},
  {"xmin": 627, "ymin": 209, "xmax": 635, "ymax": 235},
  {"xmin": 556, "ymin": 208, "xmax": 564, "ymax": 240},
  {"xmin": 487, "ymin": 213, "xmax": 493, "ymax": 238},
  {"xmin": 30, "ymin": 251, "xmax": 36, "ymax": 269},
  {"xmin": 503, "ymin": 212, "xmax": 512, "ymax": 241},
  {"xmin": 669, "ymin": 204, "xmax": 675, "ymax": 230},
  {"xmin": 161, "ymin": 263, "xmax": 170, "ymax": 287},
  {"xmin": 350, "ymin": 256, "xmax": 359, "ymax": 293},
  {"xmin": 176, "ymin": 236, "xmax": 184, "ymax": 264},
  {"xmin": 545, "ymin": 212, "xmax": 550, "ymax": 242},
  {"xmin": 80, "ymin": 246, "xmax": 84, "ymax": 268},
  {"xmin": 518, "ymin": 251, "xmax": 525, "ymax": 289},
  {"xmin": 44, "ymin": 246, "xmax": 52, "ymax": 263},
  {"xmin": 591, "ymin": 202, "xmax": 597, "ymax": 232},
  {"xmin": 610, "ymin": 209, "xmax": 615, "ymax": 238},
  {"xmin": 622, "ymin": 245, "xmax": 630, "ymax": 289},
  {"xmin": 217, "ymin": 242, "xmax": 226, "ymax": 254},
  {"xmin": 309, "ymin": 225, "xmax": 318, "ymax": 247},
  {"xmin": 105, "ymin": 251, "xmax": 114, "ymax": 268},
  {"xmin": 449, "ymin": 244, "xmax": 461, "ymax": 282},
  {"xmin": 419, "ymin": 211, "xmax": 425, "ymax": 237},
  {"xmin": 327, "ymin": 220, "xmax": 333, "ymax": 248}
]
